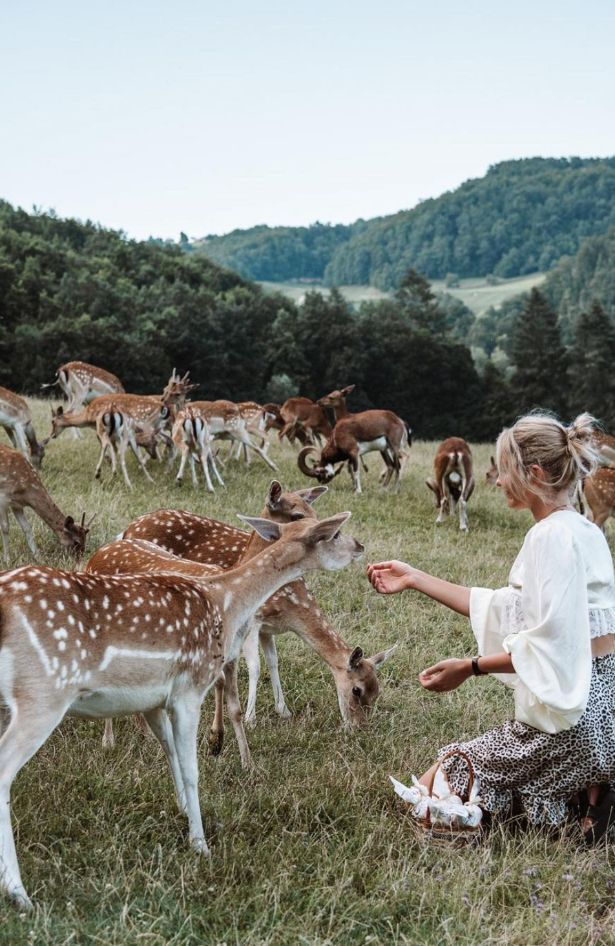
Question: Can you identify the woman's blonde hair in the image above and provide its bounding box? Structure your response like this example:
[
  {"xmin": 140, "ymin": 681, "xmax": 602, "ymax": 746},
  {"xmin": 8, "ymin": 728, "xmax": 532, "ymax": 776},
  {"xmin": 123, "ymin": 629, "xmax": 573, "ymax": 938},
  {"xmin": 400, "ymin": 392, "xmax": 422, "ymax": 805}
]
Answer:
[{"xmin": 495, "ymin": 411, "xmax": 599, "ymax": 501}]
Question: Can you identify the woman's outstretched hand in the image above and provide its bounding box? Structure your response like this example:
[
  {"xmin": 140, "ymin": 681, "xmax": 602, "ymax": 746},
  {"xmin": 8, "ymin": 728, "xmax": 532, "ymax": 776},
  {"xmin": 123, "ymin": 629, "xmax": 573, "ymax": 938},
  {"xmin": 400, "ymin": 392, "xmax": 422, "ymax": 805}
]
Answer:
[
  {"xmin": 367, "ymin": 560, "xmax": 416, "ymax": 594},
  {"xmin": 419, "ymin": 658, "xmax": 472, "ymax": 692}
]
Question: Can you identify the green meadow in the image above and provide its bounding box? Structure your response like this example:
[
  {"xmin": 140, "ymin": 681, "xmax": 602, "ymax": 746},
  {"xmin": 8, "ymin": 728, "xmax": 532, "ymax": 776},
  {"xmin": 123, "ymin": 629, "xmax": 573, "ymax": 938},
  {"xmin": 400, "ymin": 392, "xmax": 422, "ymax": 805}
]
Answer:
[{"xmin": 0, "ymin": 398, "xmax": 613, "ymax": 946}]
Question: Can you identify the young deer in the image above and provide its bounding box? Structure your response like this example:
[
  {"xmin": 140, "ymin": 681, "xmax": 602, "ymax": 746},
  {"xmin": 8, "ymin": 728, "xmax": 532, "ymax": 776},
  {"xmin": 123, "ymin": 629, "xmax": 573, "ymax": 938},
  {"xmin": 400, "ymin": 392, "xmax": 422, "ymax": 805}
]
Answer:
[
  {"xmin": 115, "ymin": 483, "xmax": 396, "ymax": 729},
  {"xmin": 0, "ymin": 387, "xmax": 46, "ymax": 468},
  {"xmin": 0, "ymin": 445, "xmax": 90, "ymax": 562},
  {"xmin": 579, "ymin": 467, "xmax": 615, "ymax": 528},
  {"xmin": 170, "ymin": 400, "xmax": 277, "ymax": 472},
  {"xmin": 426, "ymin": 437, "xmax": 474, "ymax": 531},
  {"xmin": 0, "ymin": 509, "xmax": 361, "ymax": 909}
]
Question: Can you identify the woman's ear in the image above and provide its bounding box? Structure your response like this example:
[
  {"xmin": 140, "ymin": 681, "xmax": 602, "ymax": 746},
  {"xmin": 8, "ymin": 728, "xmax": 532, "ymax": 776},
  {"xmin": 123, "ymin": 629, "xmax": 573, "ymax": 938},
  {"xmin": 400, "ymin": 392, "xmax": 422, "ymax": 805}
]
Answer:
[{"xmin": 529, "ymin": 463, "xmax": 548, "ymax": 482}]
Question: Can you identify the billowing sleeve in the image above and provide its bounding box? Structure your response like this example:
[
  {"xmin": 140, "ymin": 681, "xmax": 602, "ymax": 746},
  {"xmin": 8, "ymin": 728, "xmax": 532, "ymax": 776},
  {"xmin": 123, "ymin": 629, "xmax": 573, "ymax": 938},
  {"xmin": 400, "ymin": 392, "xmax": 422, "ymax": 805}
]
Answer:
[
  {"xmin": 469, "ymin": 586, "xmax": 518, "ymax": 688},
  {"xmin": 502, "ymin": 523, "xmax": 591, "ymax": 733}
]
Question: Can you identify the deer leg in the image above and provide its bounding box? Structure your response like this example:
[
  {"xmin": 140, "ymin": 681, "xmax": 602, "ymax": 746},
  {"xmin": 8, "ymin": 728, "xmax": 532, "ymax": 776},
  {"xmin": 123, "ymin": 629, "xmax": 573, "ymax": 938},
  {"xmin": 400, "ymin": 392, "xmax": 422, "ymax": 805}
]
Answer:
[
  {"xmin": 117, "ymin": 438, "xmax": 134, "ymax": 491},
  {"xmin": 0, "ymin": 509, "xmax": 10, "ymax": 564},
  {"xmin": 222, "ymin": 659, "xmax": 252, "ymax": 770},
  {"xmin": 102, "ymin": 719, "xmax": 115, "ymax": 749},
  {"xmin": 349, "ymin": 456, "xmax": 361, "ymax": 493},
  {"xmin": 198, "ymin": 444, "xmax": 216, "ymax": 493},
  {"xmin": 12, "ymin": 426, "xmax": 30, "ymax": 464},
  {"xmin": 242, "ymin": 626, "xmax": 261, "ymax": 727},
  {"xmin": 436, "ymin": 495, "xmax": 450, "ymax": 524},
  {"xmin": 11, "ymin": 509, "xmax": 38, "ymax": 559},
  {"xmin": 0, "ymin": 700, "xmax": 68, "ymax": 909},
  {"xmin": 4, "ymin": 428, "xmax": 17, "ymax": 449},
  {"xmin": 128, "ymin": 430, "xmax": 154, "ymax": 483},
  {"xmin": 260, "ymin": 631, "xmax": 291, "ymax": 719},
  {"xmin": 176, "ymin": 446, "xmax": 189, "ymax": 483},
  {"xmin": 143, "ymin": 708, "xmax": 188, "ymax": 815},
  {"xmin": 208, "ymin": 676, "xmax": 225, "ymax": 755},
  {"xmin": 169, "ymin": 692, "xmax": 209, "ymax": 854},
  {"xmin": 236, "ymin": 432, "xmax": 278, "ymax": 472},
  {"xmin": 189, "ymin": 453, "xmax": 199, "ymax": 488},
  {"xmin": 94, "ymin": 438, "xmax": 109, "ymax": 480}
]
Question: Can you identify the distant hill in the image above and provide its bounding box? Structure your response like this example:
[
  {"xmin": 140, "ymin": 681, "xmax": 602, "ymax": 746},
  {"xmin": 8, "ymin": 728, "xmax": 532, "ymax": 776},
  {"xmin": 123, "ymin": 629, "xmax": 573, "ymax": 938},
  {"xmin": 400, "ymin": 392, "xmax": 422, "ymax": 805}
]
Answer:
[{"xmin": 190, "ymin": 157, "xmax": 615, "ymax": 289}]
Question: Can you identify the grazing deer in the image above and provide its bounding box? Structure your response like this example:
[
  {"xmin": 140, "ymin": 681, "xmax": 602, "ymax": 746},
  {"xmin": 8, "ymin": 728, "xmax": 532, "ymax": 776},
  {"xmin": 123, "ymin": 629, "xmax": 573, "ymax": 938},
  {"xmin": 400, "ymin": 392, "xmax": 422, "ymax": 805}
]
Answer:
[
  {"xmin": 0, "ymin": 387, "xmax": 46, "ymax": 468},
  {"xmin": 171, "ymin": 408, "xmax": 223, "ymax": 492},
  {"xmin": 0, "ymin": 445, "xmax": 90, "ymax": 562},
  {"xmin": 116, "ymin": 483, "xmax": 396, "ymax": 730},
  {"xmin": 0, "ymin": 509, "xmax": 361, "ymax": 909},
  {"xmin": 485, "ymin": 455, "xmax": 498, "ymax": 485},
  {"xmin": 298, "ymin": 403, "xmax": 410, "ymax": 493},
  {"xmin": 426, "ymin": 438, "xmax": 474, "ymax": 531},
  {"xmin": 170, "ymin": 401, "xmax": 277, "ymax": 472}
]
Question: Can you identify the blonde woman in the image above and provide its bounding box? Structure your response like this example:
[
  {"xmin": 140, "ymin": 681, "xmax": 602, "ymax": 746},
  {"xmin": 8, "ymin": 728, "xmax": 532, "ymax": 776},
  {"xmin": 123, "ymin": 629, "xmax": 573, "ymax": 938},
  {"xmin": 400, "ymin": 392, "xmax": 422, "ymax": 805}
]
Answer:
[{"xmin": 368, "ymin": 413, "xmax": 615, "ymax": 842}]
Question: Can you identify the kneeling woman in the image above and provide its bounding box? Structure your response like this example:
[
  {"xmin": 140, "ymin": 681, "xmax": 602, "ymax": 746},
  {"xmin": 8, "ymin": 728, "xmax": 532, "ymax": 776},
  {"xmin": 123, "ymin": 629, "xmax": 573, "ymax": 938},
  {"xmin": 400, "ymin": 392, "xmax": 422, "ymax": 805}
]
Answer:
[{"xmin": 368, "ymin": 413, "xmax": 615, "ymax": 840}]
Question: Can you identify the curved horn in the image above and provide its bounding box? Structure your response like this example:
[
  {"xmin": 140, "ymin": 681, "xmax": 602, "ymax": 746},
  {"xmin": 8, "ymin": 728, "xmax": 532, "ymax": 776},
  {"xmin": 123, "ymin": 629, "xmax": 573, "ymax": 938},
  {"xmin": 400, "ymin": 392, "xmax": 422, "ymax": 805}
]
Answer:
[{"xmin": 298, "ymin": 446, "xmax": 321, "ymax": 479}]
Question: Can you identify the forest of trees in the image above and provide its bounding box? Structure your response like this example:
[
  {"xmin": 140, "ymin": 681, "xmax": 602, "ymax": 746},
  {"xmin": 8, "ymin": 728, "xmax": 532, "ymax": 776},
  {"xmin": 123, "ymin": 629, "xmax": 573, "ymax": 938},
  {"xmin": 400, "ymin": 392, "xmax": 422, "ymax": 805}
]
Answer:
[
  {"xmin": 2, "ymin": 201, "xmax": 615, "ymax": 440},
  {"xmin": 192, "ymin": 157, "xmax": 615, "ymax": 288}
]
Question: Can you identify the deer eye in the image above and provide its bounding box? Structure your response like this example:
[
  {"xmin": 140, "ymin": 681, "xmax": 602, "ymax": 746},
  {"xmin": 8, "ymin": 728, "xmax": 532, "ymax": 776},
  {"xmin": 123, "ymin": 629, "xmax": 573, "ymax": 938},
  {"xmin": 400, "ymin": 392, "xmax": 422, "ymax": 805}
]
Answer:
[
  {"xmin": 352, "ymin": 686, "xmax": 362, "ymax": 699},
  {"xmin": 290, "ymin": 512, "xmax": 305, "ymax": 521}
]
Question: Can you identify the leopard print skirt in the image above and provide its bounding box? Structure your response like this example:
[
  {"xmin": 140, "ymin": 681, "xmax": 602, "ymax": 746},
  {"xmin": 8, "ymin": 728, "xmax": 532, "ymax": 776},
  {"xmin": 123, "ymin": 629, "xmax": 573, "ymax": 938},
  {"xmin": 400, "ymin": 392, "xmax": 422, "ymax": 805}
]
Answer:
[{"xmin": 438, "ymin": 655, "xmax": 615, "ymax": 826}]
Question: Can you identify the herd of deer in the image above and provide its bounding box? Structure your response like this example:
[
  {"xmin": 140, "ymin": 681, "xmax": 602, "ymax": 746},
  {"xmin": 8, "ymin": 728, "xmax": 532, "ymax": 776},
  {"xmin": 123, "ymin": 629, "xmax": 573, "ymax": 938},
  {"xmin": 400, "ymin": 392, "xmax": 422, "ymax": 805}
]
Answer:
[{"xmin": 1, "ymin": 360, "xmax": 615, "ymax": 908}]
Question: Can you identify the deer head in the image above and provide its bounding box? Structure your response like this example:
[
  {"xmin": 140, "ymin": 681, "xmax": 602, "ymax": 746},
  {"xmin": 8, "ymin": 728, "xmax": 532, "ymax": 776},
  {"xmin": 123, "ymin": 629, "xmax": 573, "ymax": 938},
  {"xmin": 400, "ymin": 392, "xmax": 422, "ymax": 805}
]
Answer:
[
  {"xmin": 60, "ymin": 513, "xmax": 95, "ymax": 557},
  {"xmin": 297, "ymin": 446, "xmax": 343, "ymax": 484},
  {"xmin": 485, "ymin": 456, "xmax": 498, "ymax": 485}
]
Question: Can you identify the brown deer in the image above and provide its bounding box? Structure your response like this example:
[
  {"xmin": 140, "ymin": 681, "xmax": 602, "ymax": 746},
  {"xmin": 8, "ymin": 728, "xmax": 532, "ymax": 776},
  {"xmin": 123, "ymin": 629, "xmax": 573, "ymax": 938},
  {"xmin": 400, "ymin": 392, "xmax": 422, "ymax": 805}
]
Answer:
[
  {"xmin": 115, "ymin": 483, "xmax": 396, "ymax": 729},
  {"xmin": 0, "ymin": 444, "xmax": 91, "ymax": 562},
  {"xmin": 298, "ymin": 401, "xmax": 411, "ymax": 493},
  {"xmin": 485, "ymin": 455, "xmax": 498, "ymax": 485},
  {"xmin": 0, "ymin": 387, "xmax": 46, "ymax": 468},
  {"xmin": 426, "ymin": 438, "xmax": 474, "ymax": 531},
  {"xmin": 277, "ymin": 396, "xmax": 334, "ymax": 445},
  {"xmin": 0, "ymin": 508, "xmax": 361, "ymax": 909}
]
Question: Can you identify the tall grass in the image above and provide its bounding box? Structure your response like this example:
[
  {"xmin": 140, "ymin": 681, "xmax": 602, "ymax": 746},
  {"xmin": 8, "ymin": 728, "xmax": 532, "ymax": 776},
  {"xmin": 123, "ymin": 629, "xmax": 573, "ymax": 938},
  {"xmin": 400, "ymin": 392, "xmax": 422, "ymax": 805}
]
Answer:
[{"xmin": 0, "ymin": 399, "xmax": 613, "ymax": 945}]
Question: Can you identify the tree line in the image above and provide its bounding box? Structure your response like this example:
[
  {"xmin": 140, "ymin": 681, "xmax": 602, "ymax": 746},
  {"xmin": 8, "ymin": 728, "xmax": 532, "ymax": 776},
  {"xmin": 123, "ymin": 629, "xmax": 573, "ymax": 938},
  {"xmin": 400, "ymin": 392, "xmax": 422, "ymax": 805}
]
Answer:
[
  {"xmin": 1, "ymin": 201, "xmax": 614, "ymax": 441},
  {"xmin": 192, "ymin": 157, "xmax": 615, "ymax": 288}
]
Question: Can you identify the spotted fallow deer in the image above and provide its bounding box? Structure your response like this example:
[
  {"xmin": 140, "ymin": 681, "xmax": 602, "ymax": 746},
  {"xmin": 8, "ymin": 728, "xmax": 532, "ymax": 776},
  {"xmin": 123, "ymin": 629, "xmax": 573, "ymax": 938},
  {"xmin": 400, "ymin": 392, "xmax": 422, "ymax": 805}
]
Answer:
[
  {"xmin": 43, "ymin": 361, "xmax": 125, "ymax": 410},
  {"xmin": 0, "ymin": 509, "xmax": 361, "ymax": 909},
  {"xmin": 0, "ymin": 387, "xmax": 46, "ymax": 468},
  {"xmin": 171, "ymin": 407, "xmax": 223, "ymax": 492},
  {"xmin": 170, "ymin": 401, "xmax": 277, "ymax": 472},
  {"xmin": 115, "ymin": 483, "xmax": 396, "ymax": 730},
  {"xmin": 578, "ymin": 467, "xmax": 615, "ymax": 528},
  {"xmin": 94, "ymin": 407, "xmax": 155, "ymax": 489},
  {"xmin": 0, "ymin": 444, "xmax": 91, "ymax": 562},
  {"xmin": 426, "ymin": 437, "xmax": 474, "ymax": 531}
]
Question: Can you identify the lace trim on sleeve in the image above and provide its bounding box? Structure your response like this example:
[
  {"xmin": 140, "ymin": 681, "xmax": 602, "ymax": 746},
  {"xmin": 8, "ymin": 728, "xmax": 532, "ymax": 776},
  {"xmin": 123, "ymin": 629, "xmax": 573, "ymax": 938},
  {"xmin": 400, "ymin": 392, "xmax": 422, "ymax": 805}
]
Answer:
[{"xmin": 505, "ymin": 594, "xmax": 615, "ymax": 639}]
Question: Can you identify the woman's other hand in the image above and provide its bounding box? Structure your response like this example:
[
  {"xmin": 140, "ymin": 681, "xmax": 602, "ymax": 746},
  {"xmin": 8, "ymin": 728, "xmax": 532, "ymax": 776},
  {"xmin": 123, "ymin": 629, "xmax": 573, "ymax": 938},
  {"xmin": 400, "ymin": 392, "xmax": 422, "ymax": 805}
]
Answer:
[
  {"xmin": 419, "ymin": 658, "xmax": 472, "ymax": 692},
  {"xmin": 367, "ymin": 560, "xmax": 417, "ymax": 594}
]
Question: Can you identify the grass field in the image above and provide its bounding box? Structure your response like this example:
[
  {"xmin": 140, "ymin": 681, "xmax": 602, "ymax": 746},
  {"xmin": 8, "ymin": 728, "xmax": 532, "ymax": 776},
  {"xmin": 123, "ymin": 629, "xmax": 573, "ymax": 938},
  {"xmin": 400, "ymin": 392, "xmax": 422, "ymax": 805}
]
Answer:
[
  {"xmin": 258, "ymin": 273, "xmax": 547, "ymax": 317},
  {"xmin": 1, "ymin": 398, "xmax": 614, "ymax": 946}
]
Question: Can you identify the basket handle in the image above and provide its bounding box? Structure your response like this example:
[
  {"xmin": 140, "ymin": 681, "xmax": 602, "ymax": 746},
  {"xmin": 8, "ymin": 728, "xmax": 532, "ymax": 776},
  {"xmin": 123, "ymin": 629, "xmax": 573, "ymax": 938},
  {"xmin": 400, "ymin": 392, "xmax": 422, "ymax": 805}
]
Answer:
[{"xmin": 426, "ymin": 749, "xmax": 476, "ymax": 815}]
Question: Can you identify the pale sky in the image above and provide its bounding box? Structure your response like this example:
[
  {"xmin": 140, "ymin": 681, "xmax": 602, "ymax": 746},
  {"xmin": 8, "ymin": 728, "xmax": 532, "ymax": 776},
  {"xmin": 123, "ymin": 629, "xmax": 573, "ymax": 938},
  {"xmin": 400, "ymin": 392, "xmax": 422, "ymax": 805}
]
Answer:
[{"xmin": 1, "ymin": 0, "xmax": 614, "ymax": 241}]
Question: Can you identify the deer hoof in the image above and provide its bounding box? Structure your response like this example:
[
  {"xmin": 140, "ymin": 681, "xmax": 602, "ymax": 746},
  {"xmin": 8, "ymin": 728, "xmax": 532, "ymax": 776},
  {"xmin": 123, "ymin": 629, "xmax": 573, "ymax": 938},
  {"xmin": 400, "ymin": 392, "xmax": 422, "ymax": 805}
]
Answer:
[
  {"xmin": 208, "ymin": 730, "xmax": 224, "ymax": 755},
  {"xmin": 190, "ymin": 837, "xmax": 211, "ymax": 857}
]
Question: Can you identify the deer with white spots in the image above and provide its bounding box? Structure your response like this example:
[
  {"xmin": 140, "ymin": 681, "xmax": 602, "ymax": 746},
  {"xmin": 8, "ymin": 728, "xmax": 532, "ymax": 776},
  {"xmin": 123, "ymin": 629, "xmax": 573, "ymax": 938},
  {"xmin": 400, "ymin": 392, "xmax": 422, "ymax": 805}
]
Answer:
[
  {"xmin": 0, "ymin": 506, "xmax": 362, "ymax": 910},
  {"xmin": 43, "ymin": 360, "xmax": 124, "ymax": 410},
  {"xmin": 93, "ymin": 406, "xmax": 156, "ymax": 489},
  {"xmin": 171, "ymin": 407, "xmax": 224, "ymax": 491},
  {"xmin": 0, "ymin": 444, "xmax": 91, "ymax": 562},
  {"xmin": 112, "ymin": 483, "xmax": 396, "ymax": 733},
  {"xmin": 0, "ymin": 387, "xmax": 46, "ymax": 469},
  {"xmin": 169, "ymin": 400, "xmax": 277, "ymax": 473},
  {"xmin": 426, "ymin": 437, "xmax": 474, "ymax": 531}
]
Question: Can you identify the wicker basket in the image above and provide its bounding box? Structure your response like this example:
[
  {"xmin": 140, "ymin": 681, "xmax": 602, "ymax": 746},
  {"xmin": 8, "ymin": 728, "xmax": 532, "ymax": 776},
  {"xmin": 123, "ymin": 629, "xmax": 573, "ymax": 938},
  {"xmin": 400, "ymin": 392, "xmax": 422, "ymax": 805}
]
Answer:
[{"xmin": 412, "ymin": 749, "xmax": 483, "ymax": 846}]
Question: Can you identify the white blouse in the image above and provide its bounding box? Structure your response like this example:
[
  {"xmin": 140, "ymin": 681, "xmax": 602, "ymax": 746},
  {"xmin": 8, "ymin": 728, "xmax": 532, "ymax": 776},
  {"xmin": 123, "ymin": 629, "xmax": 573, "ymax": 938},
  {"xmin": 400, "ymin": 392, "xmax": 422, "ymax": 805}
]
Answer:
[{"xmin": 470, "ymin": 511, "xmax": 615, "ymax": 734}]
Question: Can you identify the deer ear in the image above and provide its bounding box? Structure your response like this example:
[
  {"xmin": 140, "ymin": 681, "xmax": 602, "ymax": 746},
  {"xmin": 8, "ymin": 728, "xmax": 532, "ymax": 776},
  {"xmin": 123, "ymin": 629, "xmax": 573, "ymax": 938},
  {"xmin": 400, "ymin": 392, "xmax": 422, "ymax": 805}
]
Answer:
[
  {"xmin": 266, "ymin": 480, "xmax": 283, "ymax": 510},
  {"xmin": 237, "ymin": 515, "xmax": 281, "ymax": 542},
  {"xmin": 64, "ymin": 516, "xmax": 75, "ymax": 529},
  {"xmin": 55, "ymin": 405, "xmax": 64, "ymax": 416},
  {"xmin": 308, "ymin": 511, "xmax": 351, "ymax": 543},
  {"xmin": 295, "ymin": 485, "xmax": 328, "ymax": 504},
  {"xmin": 366, "ymin": 643, "xmax": 398, "ymax": 670},
  {"xmin": 490, "ymin": 456, "xmax": 495, "ymax": 466},
  {"xmin": 341, "ymin": 384, "xmax": 355, "ymax": 396},
  {"xmin": 348, "ymin": 646, "xmax": 363, "ymax": 670}
]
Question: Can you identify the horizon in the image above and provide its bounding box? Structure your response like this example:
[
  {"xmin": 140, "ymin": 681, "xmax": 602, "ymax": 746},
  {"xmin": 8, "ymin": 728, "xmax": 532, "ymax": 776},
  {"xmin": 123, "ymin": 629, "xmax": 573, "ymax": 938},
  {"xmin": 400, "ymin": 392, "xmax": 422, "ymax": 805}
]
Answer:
[{"xmin": 2, "ymin": 1, "xmax": 614, "ymax": 242}]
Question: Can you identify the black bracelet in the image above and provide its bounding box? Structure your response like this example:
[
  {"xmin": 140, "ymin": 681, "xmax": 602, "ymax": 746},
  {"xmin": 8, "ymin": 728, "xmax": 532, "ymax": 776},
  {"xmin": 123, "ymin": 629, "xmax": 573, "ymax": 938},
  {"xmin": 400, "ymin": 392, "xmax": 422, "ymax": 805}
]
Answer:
[{"xmin": 471, "ymin": 656, "xmax": 486, "ymax": 676}]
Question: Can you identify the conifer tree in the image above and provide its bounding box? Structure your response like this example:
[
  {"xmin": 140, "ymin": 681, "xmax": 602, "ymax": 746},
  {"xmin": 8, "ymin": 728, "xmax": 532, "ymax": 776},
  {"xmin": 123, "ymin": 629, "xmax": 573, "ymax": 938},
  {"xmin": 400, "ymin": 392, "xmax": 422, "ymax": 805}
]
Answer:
[
  {"xmin": 569, "ymin": 301, "xmax": 615, "ymax": 429},
  {"xmin": 510, "ymin": 289, "xmax": 568, "ymax": 416},
  {"xmin": 394, "ymin": 268, "xmax": 446, "ymax": 334}
]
